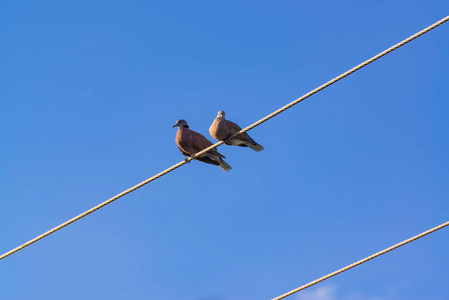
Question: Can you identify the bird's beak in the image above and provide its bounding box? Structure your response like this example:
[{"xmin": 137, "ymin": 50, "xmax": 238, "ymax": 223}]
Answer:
[{"xmin": 172, "ymin": 124, "xmax": 177, "ymax": 128}]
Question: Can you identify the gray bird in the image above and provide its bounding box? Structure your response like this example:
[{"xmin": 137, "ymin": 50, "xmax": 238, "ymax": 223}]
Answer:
[
  {"xmin": 173, "ymin": 119, "xmax": 231, "ymax": 172},
  {"xmin": 209, "ymin": 111, "xmax": 264, "ymax": 152}
]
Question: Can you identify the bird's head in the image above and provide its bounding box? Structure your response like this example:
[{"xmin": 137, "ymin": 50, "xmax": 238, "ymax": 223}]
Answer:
[
  {"xmin": 173, "ymin": 119, "xmax": 189, "ymax": 128},
  {"xmin": 217, "ymin": 111, "xmax": 226, "ymax": 119}
]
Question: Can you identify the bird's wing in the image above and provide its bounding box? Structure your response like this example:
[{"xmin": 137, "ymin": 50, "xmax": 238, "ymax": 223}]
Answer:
[{"xmin": 224, "ymin": 119, "xmax": 242, "ymax": 135}]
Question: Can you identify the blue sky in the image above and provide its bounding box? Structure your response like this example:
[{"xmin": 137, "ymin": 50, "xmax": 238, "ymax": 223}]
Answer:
[{"xmin": 1, "ymin": 1, "xmax": 448, "ymax": 300}]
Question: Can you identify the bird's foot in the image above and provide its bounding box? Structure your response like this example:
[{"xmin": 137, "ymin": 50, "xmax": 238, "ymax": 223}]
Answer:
[{"xmin": 184, "ymin": 155, "xmax": 195, "ymax": 163}]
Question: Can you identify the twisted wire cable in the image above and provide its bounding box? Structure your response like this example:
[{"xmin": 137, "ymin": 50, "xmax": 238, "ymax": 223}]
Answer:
[{"xmin": 1, "ymin": 15, "xmax": 448, "ymax": 261}]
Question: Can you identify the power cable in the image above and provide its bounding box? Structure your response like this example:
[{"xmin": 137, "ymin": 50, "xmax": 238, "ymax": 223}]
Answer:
[
  {"xmin": 271, "ymin": 220, "xmax": 449, "ymax": 300},
  {"xmin": 1, "ymin": 15, "xmax": 448, "ymax": 261}
]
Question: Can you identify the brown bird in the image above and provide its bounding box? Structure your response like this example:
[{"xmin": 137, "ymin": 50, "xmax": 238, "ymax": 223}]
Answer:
[
  {"xmin": 209, "ymin": 111, "xmax": 264, "ymax": 152},
  {"xmin": 173, "ymin": 119, "xmax": 232, "ymax": 172}
]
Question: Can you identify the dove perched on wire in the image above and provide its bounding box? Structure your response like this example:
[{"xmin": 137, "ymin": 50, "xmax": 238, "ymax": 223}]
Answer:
[
  {"xmin": 209, "ymin": 111, "xmax": 264, "ymax": 152},
  {"xmin": 173, "ymin": 119, "xmax": 232, "ymax": 172}
]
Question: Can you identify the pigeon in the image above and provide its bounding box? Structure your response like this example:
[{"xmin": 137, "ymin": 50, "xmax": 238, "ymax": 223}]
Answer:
[
  {"xmin": 173, "ymin": 119, "xmax": 232, "ymax": 172},
  {"xmin": 209, "ymin": 111, "xmax": 264, "ymax": 152}
]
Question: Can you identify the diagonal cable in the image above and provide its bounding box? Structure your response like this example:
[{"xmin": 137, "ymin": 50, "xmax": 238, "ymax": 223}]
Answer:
[
  {"xmin": 271, "ymin": 220, "xmax": 449, "ymax": 300},
  {"xmin": 1, "ymin": 15, "xmax": 448, "ymax": 261}
]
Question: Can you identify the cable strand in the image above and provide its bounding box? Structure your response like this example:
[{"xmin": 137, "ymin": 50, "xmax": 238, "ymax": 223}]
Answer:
[
  {"xmin": 271, "ymin": 221, "xmax": 449, "ymax": 300},
  {"xmin": 1, "ymin": 15, "xmax": 448, "ymax": 261}
]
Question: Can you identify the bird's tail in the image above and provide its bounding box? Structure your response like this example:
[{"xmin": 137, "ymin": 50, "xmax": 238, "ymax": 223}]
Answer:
[
  {"xmin": 248, "ymin": 142, "xmax": 264, "ymax": 152},
  {"xmin": 218, "ymin": 158, "xmax": 232, "ymax": 172},
  {"xmin": 240, "ymin": 135, "xmax": 264, "ymax": 152}
]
